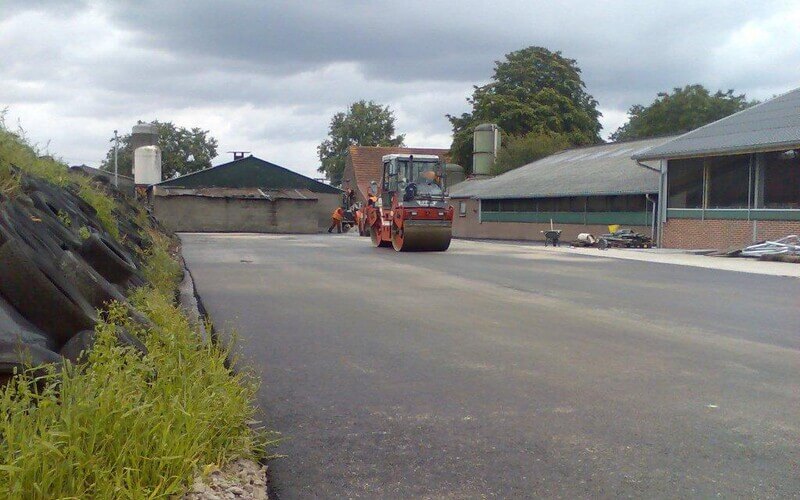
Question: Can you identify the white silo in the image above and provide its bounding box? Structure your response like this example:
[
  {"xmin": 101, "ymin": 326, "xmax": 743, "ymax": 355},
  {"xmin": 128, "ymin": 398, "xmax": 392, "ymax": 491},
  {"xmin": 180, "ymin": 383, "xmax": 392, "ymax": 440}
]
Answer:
[
  {"xmin": 472, "ymin": 123, "xmax": 501, "ymax": 177},
  {"xmin": 133, "ymin": 145, "xmax": 162, "ymax": 186}
]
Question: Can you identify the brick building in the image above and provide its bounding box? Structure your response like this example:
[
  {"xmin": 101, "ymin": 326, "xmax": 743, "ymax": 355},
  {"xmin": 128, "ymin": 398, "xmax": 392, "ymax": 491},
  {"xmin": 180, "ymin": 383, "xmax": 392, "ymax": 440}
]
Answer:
[
  {"xmin": 634, "ymin": 87, "xmax": 800, "ymax": 249},
  {"xmin": 449, "ymin": 136, "xmax": 675, "ymax": 243},
  {"xmin": 342, "ymin": 146, "xmax": 449, "ymax": 203}
]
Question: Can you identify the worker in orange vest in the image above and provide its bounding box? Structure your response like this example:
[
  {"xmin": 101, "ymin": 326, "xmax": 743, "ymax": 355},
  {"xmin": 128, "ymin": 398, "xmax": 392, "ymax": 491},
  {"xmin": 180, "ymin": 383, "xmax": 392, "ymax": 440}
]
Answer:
[{"xmin": 328, "ymin": 207, "xmax": 344, "ymax": 233}]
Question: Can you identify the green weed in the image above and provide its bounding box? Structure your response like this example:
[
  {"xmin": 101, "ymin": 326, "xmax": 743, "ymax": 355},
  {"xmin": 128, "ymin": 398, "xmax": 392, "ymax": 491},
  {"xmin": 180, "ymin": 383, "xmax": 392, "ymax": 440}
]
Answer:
[
  {"xmin": 141, "ymin": 229, "xmax": 183, "ymax": 296},
  {"xmin": 0, "ymin": 294, "xmax": 270, "ymax": 498},
  {"xmin": 0, "ymin": 113, "xmax": 272, "ymax": 498}
]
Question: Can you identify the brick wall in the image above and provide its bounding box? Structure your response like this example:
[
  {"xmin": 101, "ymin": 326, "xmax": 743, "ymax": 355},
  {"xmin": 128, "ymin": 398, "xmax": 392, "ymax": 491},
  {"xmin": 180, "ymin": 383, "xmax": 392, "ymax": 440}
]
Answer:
[
  {"xmin": 662, "ymin": 218, "xmax": 800, "ymax": 249},
  {"xmin": 452, "ymin": 198, "xmax": 652, "ymax": 243}
]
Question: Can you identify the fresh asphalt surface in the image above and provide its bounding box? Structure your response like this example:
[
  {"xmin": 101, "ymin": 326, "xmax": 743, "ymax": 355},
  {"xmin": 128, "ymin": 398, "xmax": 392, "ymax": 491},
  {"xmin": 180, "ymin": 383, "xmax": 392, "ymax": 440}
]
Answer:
[{"xmin": 181, "ymin": 233, "xmax": 800, "ymax": 498}]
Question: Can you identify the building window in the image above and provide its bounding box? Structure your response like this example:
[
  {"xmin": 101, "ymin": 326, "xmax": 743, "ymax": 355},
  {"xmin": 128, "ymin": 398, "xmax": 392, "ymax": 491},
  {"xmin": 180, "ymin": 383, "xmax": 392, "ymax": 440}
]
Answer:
[
  {"xmin": 667, "ymin": 158, "xmax": 704, "ymax": 208},
  {"xmin": 459, "ymin": 201, "xmax": 467, "ymax": 217},
  {"xmin": 481, "ymin": 199, "xmax": 500, "ymax": 212},
  {"xmin": 513, "ymin": 199, "xmax": 535, "ymax": 212},
  {"xmin": 569, "ymin": 196, "xmax": 587, "ymax": 212},
  {"xmin": 762, "ymin": 151, "xmax": 800, "ymax": 209},
  {"xmin": 626, "ymin": 195, "xmax": 647, "ymax": 212},
  {"xmin": 586, "ymin": 196, "xmax": 607, "ymax": 212},
  {"xmin": 537, "ymin": 197, "xmax": 561, "ymax": 212},
  {"xmin": 540, "ymin": 197, "xmax": 570, "ymax": 211},
  {"xmin": 707, "ymin": 154, "xmax": 751, "ymax": 208},
  {"xmin": 491, "ymin": 198, "xmax": 537, "ymax": 212},
  {"xmin": 606, "ymin": 195, "xmax": 646, "ymax": 212}
]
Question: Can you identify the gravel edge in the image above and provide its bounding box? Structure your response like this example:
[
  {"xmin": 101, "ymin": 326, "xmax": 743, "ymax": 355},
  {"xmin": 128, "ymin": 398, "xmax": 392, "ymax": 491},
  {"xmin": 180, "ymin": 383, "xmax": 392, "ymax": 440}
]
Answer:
[
  {"xmin": 181, "ymin": 459, "xmax": 268, "ymax": 499},
  {"xmin": 178, "ymin": 260, "xmax": 269, "ymax": 499}
]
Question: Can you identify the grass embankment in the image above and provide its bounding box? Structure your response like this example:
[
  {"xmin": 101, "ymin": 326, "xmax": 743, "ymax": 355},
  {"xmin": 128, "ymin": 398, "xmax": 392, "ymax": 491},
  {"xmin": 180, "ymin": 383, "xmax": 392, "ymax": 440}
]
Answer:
[{"xmin": 0, "ymin": 118, "xmax": 271, "ymax": 497}]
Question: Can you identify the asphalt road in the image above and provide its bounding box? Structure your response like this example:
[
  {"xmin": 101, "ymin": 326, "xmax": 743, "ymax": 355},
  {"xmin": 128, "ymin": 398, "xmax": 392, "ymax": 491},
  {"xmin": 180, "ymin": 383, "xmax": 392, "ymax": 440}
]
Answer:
[{"xmin": 181, "ymin": 233, "xmax": 800, "ymax": 498}]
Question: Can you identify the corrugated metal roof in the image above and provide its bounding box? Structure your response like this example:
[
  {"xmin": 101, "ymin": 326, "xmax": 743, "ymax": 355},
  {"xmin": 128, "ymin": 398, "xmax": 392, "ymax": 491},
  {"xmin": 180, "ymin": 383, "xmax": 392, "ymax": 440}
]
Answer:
[
  {"xmin": 448, "ymin": 177, "xmax": 494, "ymax": 198},
  {"xmin": 153, "ymin": 187, "xmax": 319, "ymax": 200},
  {"xmin": 69, "ymin": 164, "xmax": 134, "ymax": 181},
  {"xmin": 634, "ymin": 87, "xmax": 800, "ymax": 160},
  {"xmin": 156, "ymin": 155, "xmax": 341, "ymax": 194},
  {"xmin": 451, "ymin": 136, "xmax": 673, "ymax": 200}
]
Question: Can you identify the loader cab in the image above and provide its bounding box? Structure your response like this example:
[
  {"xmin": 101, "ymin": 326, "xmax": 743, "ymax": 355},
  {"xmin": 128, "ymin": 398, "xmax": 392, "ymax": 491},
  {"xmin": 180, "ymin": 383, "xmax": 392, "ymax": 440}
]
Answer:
[{"xmin": 381, "ymin": 154, "xmax": 445, "ymax": 207}]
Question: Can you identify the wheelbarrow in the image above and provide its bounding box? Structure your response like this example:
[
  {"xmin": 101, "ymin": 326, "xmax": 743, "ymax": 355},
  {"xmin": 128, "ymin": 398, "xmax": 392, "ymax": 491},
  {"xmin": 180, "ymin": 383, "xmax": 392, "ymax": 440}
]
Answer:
[{"xmin": 541, "ymin": 229, "xmax": 562, "ymax": 247}]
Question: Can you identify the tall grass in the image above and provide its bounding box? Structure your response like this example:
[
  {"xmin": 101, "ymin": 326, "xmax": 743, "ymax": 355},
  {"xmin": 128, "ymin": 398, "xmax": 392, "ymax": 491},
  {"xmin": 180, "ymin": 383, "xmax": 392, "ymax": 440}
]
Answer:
[
  {"xmin": 0, "ymin": 293, "xmax": 268, "ymax": 498},
  {"xmin": 0, "ymin": 112, "xmax": 118, "ymax": 237},
  {"xmin": 141, "ymin": 229, "xmax": 183, "ymax": 295},
  {"xmin": 0, "ymin": 120, "xmax": 272, "ymax": 497},
  {"xmin": 0, "ymin": 234, "xmax": 271, "ymax": 498}
]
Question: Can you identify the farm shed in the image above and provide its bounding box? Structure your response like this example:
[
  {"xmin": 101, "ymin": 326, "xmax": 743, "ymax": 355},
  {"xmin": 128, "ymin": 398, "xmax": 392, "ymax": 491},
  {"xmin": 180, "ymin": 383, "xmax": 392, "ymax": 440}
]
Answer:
[
  {"xmin": 152, "ymin": 155, "xmax": 341, "ymax": 233},
  {"xmin": 449, "ymin": 136, "xmax": 675, "ymax": 243},
  {"xmin": 634, "ymin": 87, "xmax": 800, "ymax": 249}
]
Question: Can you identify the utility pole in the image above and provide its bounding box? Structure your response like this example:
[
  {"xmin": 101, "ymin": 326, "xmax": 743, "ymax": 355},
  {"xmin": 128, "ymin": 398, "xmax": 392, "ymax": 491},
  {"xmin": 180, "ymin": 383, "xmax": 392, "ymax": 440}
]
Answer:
[{"xmin": 113, "ymin": 129, "xmax": 119, "ymax": 188}]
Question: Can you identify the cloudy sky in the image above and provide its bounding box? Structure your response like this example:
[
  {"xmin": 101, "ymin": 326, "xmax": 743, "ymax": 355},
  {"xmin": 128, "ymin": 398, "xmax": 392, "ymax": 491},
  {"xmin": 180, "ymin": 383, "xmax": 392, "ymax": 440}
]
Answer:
[{"xmin": 2, "ymin": 1, "xmax": 799, "ymax": 178}]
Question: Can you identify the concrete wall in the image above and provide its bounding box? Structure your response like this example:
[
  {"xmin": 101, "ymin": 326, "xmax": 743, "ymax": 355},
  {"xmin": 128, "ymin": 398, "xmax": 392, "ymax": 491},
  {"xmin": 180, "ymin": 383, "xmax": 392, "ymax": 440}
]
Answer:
[
  {"xmin": 662, "ymin": 219, "xmax": 800, "ymax": 249},
  {"xmin": 312, "ymin": 192, "xmax": 344, "ymax": 232},
  {"xmin": 452, "ymin": 198, "xmax": 652, "ymax": 242},
  {"xmin": 153, "ymin": 196, "xmax": 318, "ymax": 233}
]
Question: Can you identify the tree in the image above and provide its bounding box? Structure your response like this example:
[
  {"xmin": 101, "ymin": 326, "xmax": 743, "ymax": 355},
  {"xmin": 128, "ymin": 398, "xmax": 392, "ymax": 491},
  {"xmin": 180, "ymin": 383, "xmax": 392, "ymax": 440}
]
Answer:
[
  {"xmin": 101, "ymin": 121, "xmax": 218, "ymax": 180},
  {"xmin": 447, "ymin": 46, "xmax": 602, "ymax": 172},
  {"xmin": 493, "ymin": 131, "xmax": 570, "ymax": 175},
  {"xmin": 317, "ymin": 100, "xmax": 404, "ymax": 186},
  {"xmin": 611, "ymin": 85, "xmax": 755, "ymax": 141}
]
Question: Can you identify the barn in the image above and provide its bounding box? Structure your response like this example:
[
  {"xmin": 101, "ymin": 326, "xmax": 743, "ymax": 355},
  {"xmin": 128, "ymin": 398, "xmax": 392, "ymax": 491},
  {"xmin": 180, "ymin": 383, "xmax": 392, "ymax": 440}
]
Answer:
[
  {"xmin": 152, "ymin": 155, "xmax": 341, "ymax": 233},
  {"xmin": 634, "ymin": 87, "xmax": 800, "ymax": 249},
  {"xmin": 449, "ymin": 136, "xmax": 675, "ymax": 243}
]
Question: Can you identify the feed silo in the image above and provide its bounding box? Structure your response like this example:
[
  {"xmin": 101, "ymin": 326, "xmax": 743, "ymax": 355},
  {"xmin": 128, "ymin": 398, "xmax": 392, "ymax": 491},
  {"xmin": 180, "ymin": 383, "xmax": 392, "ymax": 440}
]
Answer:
[{"xmin": 472, "ymin": 123, "xmax": 500, "ymax": 177}]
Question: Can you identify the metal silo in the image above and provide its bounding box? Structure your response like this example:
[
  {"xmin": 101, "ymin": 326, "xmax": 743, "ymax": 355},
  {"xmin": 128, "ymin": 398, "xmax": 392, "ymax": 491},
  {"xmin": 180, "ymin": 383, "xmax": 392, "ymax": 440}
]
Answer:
[
  {"xmin": 130, "ymin": 123, "xmax": 158, "ymax": 151},
  {"xmin": 445, "ymin": 163, "xmax": 465, "ymax": 187},
  {"xmin": 133, "ymin": 146, "xmax": 162, "ymax": 186},
  {"xmin": 472, "ymin": 123, "xmax": 500, "ymax": 177}
]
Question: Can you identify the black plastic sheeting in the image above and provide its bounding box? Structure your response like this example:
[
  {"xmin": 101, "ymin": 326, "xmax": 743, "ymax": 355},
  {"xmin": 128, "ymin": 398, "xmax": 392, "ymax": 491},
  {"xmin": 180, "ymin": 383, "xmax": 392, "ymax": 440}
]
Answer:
[{"xmin": 0, "ymin": 173, "xmax": 162, "ymax": 379}]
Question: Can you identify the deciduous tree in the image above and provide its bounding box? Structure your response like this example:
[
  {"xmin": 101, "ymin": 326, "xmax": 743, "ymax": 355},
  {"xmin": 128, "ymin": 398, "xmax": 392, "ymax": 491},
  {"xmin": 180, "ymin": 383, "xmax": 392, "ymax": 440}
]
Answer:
[
  {"xmin": 448, "ymin": 46, "xmax": 601, "ymax": 172},
  {"xmin": 610, "ymin": 85, "xmax": 755, "ymax": 141},
  {"xmin": 493, "ymin": 132, "xmax": 570, "ymax": 175},
  {"xmin": 317, "ymin": 100, "xmax": 404, "ymax": 186},
  {"xmin": 101, "ymin": 121, "xmax": 218, "ymax": 180}
]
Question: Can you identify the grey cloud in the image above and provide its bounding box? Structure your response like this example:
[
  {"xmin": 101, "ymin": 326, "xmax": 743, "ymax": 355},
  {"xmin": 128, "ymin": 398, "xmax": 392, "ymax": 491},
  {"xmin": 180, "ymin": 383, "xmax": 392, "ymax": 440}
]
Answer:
[{"xmin": 2, "ymin": 0, "xmax": 800, "ymax": 171}]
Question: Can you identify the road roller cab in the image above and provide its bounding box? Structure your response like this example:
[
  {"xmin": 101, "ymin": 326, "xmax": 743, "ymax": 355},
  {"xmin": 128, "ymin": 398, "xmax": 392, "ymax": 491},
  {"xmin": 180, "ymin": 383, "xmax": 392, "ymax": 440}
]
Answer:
[{"xmin": 364, "ymin": 154, "xmax": 454, "ymax": 251}]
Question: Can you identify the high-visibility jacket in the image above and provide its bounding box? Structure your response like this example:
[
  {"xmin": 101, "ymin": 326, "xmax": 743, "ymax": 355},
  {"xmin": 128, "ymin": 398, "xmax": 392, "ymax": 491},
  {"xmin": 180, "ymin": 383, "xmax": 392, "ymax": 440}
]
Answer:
[{"xmin": 332, "ymin": 207, "xmax": 344, "ymax": 221}]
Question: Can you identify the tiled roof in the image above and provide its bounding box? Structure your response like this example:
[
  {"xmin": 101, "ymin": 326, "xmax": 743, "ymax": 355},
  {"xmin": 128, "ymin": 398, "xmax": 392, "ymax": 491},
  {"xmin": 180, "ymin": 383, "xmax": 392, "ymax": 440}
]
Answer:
[
  {"xmin": 345, "ymin": 146, "xmax": 450, "ymax": 201},
  {"xmin": 634, "ymin": 87, "xmax": 800, "ymax": 160}
]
